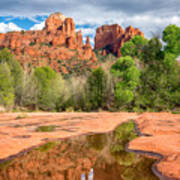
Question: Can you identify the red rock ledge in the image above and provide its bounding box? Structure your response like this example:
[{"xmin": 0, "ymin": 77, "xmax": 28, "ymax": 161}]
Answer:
[{"xmin": 0, "ymin": 112, "xmax": 179, "ymax": 179}]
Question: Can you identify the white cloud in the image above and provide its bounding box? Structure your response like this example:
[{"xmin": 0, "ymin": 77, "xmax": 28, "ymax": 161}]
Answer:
[
  {"xmin": 0, "ymin": 22, "xmax": 22, "ymax": 33},
  {"xmin": 79, "ymin": 27, "xmax": 96, "ymax": 36},
  {"xmin": 30, "ymin": 21, "xmax": 45, "ymax": 30},
  {"xmin": 76, "ymin": 27, "xmax": 96, "ymax": 36},
  {"xmin": 75, "ymin": 14, "xmax": 180, "ymax": 40}
]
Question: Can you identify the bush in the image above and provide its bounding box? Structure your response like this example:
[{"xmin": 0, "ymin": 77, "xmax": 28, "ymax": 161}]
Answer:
[{"xmin": 36, "ymin": 125, "xmax": 56, "ymax": 132}]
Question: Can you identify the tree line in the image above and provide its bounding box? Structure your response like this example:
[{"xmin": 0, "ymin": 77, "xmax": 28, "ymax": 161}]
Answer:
[{"xmin": 0, "ymin": 24, "xmax": 180, "ymax": 112}]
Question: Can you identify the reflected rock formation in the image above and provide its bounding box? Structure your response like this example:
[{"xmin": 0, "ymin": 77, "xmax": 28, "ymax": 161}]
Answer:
[{"xmin": 0, "ymin": 122, "xmax": 158, "ymax": 180}]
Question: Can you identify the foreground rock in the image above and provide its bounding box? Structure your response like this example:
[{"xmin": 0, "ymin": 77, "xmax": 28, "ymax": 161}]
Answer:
[
  {"xmin": 0, "ymin": 112, "xmax": 179, "ymax": 179},
  {"xmin": 0, "ymin": 13, "xmax": 97, "ymax": 74},
  {"xmin": 129, "ymin": 112, "xmax": 180, "ymax": 180},
  {"xmin": 0, "ymin": 122, "xmax": 158, "ymax": 180},
  {"xmin": 0, "ymin": 112, "xmax": 137, "ymax": 160},
  {"xmin": 94, "ymin": 24, "xmax": 144, "ymax": 57}
]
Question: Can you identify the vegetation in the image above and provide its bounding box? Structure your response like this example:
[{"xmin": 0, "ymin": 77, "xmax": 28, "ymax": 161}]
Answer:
[
  {"xmin": 87, "ymin": 134, "xmax": 107, "ymax": 151},
  {"xmin": 0, "ymin": 63, "xmax": 14, "ymax": 108},
  {"xmin": 0, "ymin": 49, "xmax": 23, "ymax": 108},
  {"xmin": 87, "ymin": 67, "xmax": 108, "ymax": 109},
  {"xmin": 0, "ymin": 25, "xmax": 180, "ymax": 112},
  {"xmin": 35, "ymin": 142, "xmax": 58, "ymax": 152},
  {"xmin": 111, "ymin": 56, "xmax": 140, "ymax": 109},
  {"xmin": 110, "ymin": 120, "xmax": 137, "ymax": 153},
  {"xmin": 0, "ymin": 160, "xmax": 12, "ymax": 171},
  {"xmin": 36, "ymin": 125, "xmax": 56, "ymax": 132}
]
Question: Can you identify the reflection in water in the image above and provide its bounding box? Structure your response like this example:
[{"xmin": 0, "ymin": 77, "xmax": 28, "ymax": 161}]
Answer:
[
  {"xmin": 82, "ymin": 168, "xmax": 93, "ymax": 180},
  {"xmin": 0, "ymin": 121, "xmax": 159, "ymax": 180}
]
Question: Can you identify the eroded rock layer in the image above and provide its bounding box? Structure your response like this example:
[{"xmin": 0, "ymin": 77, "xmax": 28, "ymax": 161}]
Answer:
[
  {"xmin": 0, "ymin": 13, "xmax": 97, "ymax": 74},
  {"xmin": 94, "ymin": 24, "xmax": 144, "ymax": 57}
]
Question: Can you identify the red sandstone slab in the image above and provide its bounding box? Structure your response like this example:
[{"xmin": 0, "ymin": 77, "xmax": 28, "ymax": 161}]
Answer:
[
  {"xmin": 129, "ymin": 113, "xmax": 180, "ymax": 180},
  {"xmin": 0, "ymin": 112, "xmax": 179, "ymax": 180}
]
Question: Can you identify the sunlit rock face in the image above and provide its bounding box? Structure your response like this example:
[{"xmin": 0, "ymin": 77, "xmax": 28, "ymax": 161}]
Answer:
[
  {"xmin": 0, "ymin": 12, "xmax": 97, "ymax": 74},
  {"xmin": 45, "ymin": 12, "xmax": 67, "ymax": 32},
  {"xmin": 94, "ymin": 24, "xmax": 144, "ymax": 57}
]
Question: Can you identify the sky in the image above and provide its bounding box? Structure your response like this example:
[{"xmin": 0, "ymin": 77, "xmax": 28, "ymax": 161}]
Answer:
[{"xmin": 0, "ymin": 0, "xmax": 180, "ymax": 45}]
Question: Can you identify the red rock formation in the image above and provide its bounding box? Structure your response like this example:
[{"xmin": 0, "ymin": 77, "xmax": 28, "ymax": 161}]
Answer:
[
  {"xmin": 45, "ymin": 12, "xmax": 66, "ymax": 32},
  {"xmin": 0, "ymin": 12, "xmax": 97, "ymax": 74},
  {"xmin": 95, "ymin": 24, "xmax": 144, "ymax": 57}
]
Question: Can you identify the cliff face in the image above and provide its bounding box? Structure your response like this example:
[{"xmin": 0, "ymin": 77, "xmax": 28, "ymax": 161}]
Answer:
[
  {"xmin": 0, "ymin": 13, "xmax": 97, "ymax": 74},
  {"xmin": 94, "ymin": 24, "xmax": 144, "ymax": 57}
]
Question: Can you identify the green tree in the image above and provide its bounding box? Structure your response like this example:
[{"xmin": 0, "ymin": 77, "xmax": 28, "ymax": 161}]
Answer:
[
  {"xmin": 87, "ymin": 67, "xmax": 108, "ymax": 110},
  {"xmin": 34, "ymin": 66, "xmax": 64, "ymax": 111},
  {"xmin": 21, "ymin": 72, "xmax": 39, "ymax": 109},
  {"xmin": 142, "ymin": 37, "xmax": 163, "ymax": 64},
  {"xmin": 0, "ymin": 48, "xmax": 24, "ymax": 105},
  {"xmin": 135, "ymin": 36, "xmax": 180, "ymax": 111},
  {"xmin": 0, "ymin": 63, "xmax": 14, "ymax": 108},
  {"xmin": 163, "ymin": 25, "xmax": 180, "ymax": 57},
  {"xmin": 111, "ymin": 56, "xmax": 140, "ymax": 109},
  {"xmin": 121, "ymin": 35, "xmax": 148, "ymax": 58}
]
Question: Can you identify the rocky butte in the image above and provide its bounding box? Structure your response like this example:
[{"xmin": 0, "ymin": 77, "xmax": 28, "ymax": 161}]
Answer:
[
  {"xmin": 0, "ymin": 13, "xmax": 97, "ymax": 74},
  {"xmin": 94, "ymin": 24, "xmax": 144, "ymax": 57}
]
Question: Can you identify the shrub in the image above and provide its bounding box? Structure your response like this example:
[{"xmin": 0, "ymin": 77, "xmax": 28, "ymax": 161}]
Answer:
[
  {"xmin": 36, "ymin": 125, "xmax": 56, "ymax": 132},
  {"xmin": 35, "ymin": 142, "xmax": 58, "ymax": 152}
]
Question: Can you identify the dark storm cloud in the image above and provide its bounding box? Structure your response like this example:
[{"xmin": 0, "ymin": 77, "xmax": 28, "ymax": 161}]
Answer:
[
  {"xmin": 93, "ymin": 0, "xmax": 179, "ymax": 15},
  {"xmin": 0, "ymin": 0, "xmax": 180, "ymax": 40},
  {"xmin": 0, "ymin": 0, "xmax": 179, "ymax": 16}
]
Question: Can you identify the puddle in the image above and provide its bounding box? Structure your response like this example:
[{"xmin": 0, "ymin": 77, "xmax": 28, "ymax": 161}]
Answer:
[{"xmin": 0, "ymin": 121, "xmax": 159, "ymax": 180}]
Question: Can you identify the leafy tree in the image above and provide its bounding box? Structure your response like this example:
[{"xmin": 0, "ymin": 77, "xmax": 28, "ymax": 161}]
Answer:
[
  {"xmin": 111, "ymin": 56, "xmax": 140, "ymax": 108},
  {"xmin": 21, "ymin": 72, "xmax": 39, "ymax": 109},
  {"xmin": 34, "ymin": 66, "xmax": 64, "ymax": 111},
  {"xmin": 142, "ymin": 37, "xmax": 163, "ymax": 64},
  {"xmin": 121, "ymin": 35, "xmax": 148, "ymax": 58},
  {"xmin": 59, "ymin": 76, "xmax": 88, "ymax": 111},
  {"xmin": 163, "ymin": 25, "xmax": 180, "ymax": 57},
  {"xmin": 87, "ymin": 67, "xmax": 108, "ymax": 109},
  {"xmin": 0, "ymin": 63, "xmax": 14, "ymax": 108},
  {"xmin": 121, "ymin": 41, "xmax": 136, "ymax": 57},
  {"xmin": 135, "ymin": 36, "xmax": 180, "ymax": 111},
  {"xmin": 0, "ymin": 48, "xmax": 24, "ymax": 105}
]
